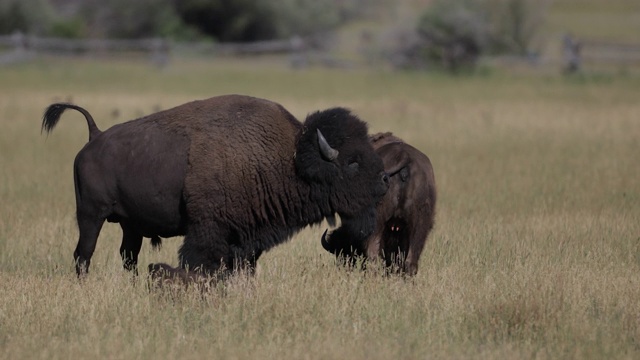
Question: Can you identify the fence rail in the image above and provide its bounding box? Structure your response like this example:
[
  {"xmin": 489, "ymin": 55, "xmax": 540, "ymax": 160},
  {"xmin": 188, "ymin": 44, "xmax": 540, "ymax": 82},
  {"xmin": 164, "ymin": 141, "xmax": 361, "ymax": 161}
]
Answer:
[
  {"xmin": 562, "ymin": 34, "xmax": 640, "ymax": 72},
  {"xmin": 2, "ymin": 31, "xmax": 640, "ymax": 71},
  {"xmin": 581, "ymin": 40, "xmax": 640, "ymax": 64},
  {"xmin": 0, "ymin": 32, "xmax": 308, "ymax": 66}
]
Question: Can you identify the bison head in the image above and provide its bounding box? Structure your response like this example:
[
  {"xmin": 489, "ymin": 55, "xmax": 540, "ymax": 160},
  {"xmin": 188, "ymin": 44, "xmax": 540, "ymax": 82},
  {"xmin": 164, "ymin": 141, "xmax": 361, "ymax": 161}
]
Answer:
[{"xmin": 295, "ymin": 107, "xmax": 388, "ymax": 244}]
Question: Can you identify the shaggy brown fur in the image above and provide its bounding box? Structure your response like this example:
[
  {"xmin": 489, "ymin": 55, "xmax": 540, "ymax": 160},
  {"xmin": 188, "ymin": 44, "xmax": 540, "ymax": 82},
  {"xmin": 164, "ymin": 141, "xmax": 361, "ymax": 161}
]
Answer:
[
  {"xmin": 42, "ymin": 95, "xmax": 389, "ymax": 282},
  {"xmin": 322, "ymin": 132, "xmax": 436, "ymax": 276}
]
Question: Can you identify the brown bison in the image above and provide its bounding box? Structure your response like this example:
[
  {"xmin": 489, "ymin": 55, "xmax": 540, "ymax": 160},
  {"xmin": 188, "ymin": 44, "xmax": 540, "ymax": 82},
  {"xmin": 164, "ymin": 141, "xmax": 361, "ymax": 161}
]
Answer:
[
  {"xmin": 41, "ymin": 95, "xmax": 389, "ymax": 281},
  {"xmin": 321, "ymin": 132, "xmax": 436, "ymax": 276}
]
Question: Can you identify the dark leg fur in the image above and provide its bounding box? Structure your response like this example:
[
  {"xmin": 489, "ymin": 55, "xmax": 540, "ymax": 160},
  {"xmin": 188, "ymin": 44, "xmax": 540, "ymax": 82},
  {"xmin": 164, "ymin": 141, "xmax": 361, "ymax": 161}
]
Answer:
[
  {"xmin": 404, "ymin": 218, "xmax": 433, "ymax": 276},
  {"xmin": 74, "ymin": 211, "xmax": 105, "ymax": 276},
  {"xmin": 174, "ymin": 222, "xmax": 233, "ymax": 277},
  {"xmin": 380, "ymin": 218, "xmax": 409, "ymax": 274},
  {"xmin": 148, "ymin": 224, "xmax": 265, "ymax": 289},
  {"xmin": 150, "ymin": 236, "xmax": 162, "ymax": 250},
  {"xmin": 119, "ymin": 222, "xmax": 143, "ymax": 274}
]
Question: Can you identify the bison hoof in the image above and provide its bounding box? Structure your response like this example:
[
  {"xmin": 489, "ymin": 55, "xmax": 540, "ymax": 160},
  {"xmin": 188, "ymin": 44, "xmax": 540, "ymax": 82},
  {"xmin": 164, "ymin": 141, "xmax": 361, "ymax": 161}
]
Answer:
[{"xmin": 404, "ymin": 263, "xmax": 418, "ymax": 276}]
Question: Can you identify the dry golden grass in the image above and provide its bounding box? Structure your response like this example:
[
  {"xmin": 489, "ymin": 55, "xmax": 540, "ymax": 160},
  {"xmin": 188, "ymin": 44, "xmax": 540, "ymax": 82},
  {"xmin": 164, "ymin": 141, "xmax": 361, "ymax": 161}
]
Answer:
[{"xmin": 1, "ymin": 57, "xmax": 639, "ymax": 359}]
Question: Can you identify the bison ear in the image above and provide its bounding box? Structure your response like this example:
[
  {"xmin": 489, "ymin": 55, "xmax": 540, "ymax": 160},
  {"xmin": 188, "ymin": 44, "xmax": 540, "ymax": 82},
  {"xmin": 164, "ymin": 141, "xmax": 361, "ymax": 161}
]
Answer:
[
  {"xmin": 296, "ymin": 107, "xmax": 363, "ymax": 183},
  {"xmin": 317, "ymin": 129, "xmax": 339, "ymax": 161}
]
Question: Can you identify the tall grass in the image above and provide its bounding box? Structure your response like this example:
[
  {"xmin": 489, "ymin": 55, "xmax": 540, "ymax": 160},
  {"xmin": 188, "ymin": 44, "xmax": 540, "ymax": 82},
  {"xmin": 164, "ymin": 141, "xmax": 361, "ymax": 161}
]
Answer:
[{"xmin": 1, "ymin": 58, "xmax": 639, "ymax": 359}]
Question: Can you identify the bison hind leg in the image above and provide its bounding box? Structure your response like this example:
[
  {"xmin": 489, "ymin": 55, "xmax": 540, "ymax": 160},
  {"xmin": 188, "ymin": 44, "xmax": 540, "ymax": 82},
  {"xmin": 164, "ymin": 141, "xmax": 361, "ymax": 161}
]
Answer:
[
  {"xmin": 74, "ymin": 211, "xmax": 107, "ymax": 277},
  {"xmin": 119, "ymin": 222, "xmax": 144, "ymax": 274},
  {"xmin": 150, "ymin": 236, "xmax": 162, "ymax": 250}
]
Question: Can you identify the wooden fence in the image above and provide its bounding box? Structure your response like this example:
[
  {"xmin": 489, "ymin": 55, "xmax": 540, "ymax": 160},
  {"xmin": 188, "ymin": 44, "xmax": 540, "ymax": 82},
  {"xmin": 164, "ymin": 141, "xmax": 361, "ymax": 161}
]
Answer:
[
  {"xmin": 0, "ymin": 32, "xmax": 308, "ymax": 66},
  {"xmin": 562, "ymin": 34, "xmax": 640, "ymax": 72},
  {"xmin": 2, "ymin": 31, "xmax": 640, "ymax": 72}
]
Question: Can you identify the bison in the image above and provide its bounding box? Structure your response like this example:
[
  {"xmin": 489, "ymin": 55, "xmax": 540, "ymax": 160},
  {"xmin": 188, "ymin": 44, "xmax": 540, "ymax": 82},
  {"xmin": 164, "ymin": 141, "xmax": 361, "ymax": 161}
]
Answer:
[
  {"xmin": 41, "ymin": 94, "xmax": 389, "ymax": 282},
  {"xmin": 321, "ymin": 132, "xmax": 436, "ymax": 276}
]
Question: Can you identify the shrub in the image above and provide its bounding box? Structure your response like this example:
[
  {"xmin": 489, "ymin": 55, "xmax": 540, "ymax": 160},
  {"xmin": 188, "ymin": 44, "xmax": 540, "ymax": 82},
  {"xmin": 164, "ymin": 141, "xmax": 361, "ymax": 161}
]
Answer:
[
  {"xmin": 78, "ymin": 0, "xmax": 193, "ymax": 39},
  {"xmin": 49, "ymin": 18, "xmax": 86, "ymax": 39},
  {"xmin": 173, "ymin": 0, "xmax": 369, "ymax": 42},
  {"xmin": 417, "ymin": 0, "xmax": 488, "ymax": 71},
  {"xmin": 0, "ymin": 0, "xmax": 55, "ymax": 35},
  {"xmin": 404, "ymin": 0, "xmax": 549, "ymax": 72}
]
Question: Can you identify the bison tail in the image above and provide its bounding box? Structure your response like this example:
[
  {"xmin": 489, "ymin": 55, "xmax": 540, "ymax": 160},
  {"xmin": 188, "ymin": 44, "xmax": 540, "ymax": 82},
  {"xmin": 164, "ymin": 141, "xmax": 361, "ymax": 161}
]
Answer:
[{"xmin": 41, "ymin": 103, "xmax": 102, "ymax": 142}]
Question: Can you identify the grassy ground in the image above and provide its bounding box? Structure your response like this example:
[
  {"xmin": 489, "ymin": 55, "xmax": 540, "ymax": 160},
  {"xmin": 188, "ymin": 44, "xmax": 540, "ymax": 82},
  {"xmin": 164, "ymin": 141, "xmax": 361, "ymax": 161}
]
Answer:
[{"xmin": 1, "ymin": 57, "xmax": 639, "ymax": 359}]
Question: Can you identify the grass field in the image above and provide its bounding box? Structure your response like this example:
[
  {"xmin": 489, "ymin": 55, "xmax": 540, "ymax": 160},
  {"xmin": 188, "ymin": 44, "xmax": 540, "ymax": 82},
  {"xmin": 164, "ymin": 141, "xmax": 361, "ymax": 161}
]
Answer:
[{"xmin": 1, "ymin": 57, "xmax": 639, "ymax": 359}]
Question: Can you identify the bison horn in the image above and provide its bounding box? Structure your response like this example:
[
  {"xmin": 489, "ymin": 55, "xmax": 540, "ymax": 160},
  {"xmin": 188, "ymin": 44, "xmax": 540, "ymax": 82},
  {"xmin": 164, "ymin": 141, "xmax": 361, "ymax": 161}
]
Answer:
[
  {"xmin": 317, "ymin": 129, "xmax": 339, "ymax": 161},
  {"xmin": 321, "ymin": 229, "xmax": 333, "ymax": 252}
]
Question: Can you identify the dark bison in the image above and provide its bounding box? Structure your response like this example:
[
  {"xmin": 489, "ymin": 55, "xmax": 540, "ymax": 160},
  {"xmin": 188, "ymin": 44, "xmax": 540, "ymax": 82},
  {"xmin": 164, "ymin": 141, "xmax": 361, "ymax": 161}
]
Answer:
[
  {"xmin": 321, "ymin": 132, "xmax": 436, "ymax": 276},
  {"xmin": 41, "ymin": 94, "xmax": 389, "ymax": 281}
]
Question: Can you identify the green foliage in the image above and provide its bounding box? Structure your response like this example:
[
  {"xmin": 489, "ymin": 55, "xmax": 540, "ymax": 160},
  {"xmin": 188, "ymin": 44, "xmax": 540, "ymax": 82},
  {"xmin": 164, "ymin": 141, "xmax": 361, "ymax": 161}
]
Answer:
[
  {"xmin": 173, "ymin": 0, "xmax": 364, "ymax": 42},
  {"xmin": 418, "ymin": 0, "xmax": 489, "ymax": 48},
  {"xmin": 0, "ymin": 0, "xmax": 55, "ymax": 35},
  {"xmin": 173, "ymin": 0, "xmax": 277, "ymax": 42},
  {"xmin": 268, "ymin": 0, "xmax": 344, "ymax": 38},
  {"xmin": 49, "ymin": 18, "xmax": 86, "ymax": 39},
  {"xmin": 413, "ymin": 0, "xmax": 549, "ymax": 71},
  {"xmin": 485, "ymin": 0, "xmax": 550, "ymax": 54},
  {"xmin": 78, "ymin": 0, "xmax": 196, "ymax": 39},
  {"xmin": 1, "ymin": 0, "xmax": 375, "ymax": 41},
  {"xmin": 418, "ymin": 0, "xmax": 549, "ymax": 55}
]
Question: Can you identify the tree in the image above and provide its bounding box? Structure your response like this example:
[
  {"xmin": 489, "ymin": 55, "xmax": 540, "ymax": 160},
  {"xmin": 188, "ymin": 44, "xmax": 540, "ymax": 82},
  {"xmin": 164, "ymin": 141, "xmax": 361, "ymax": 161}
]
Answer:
[
  {"xmin": 0, "ymin": 0, "xmax": 54, "ymax": 35},
  {"xmin": 173, "ymin": 0, "xmax": 363, "ymax": 42},
  {"xmin": 172, "ymin": 0, "xmax": 276, "ymax": 42},
  {"xmin": 79, "ymin": 0, "xmax": 191, "ymax": 39}
]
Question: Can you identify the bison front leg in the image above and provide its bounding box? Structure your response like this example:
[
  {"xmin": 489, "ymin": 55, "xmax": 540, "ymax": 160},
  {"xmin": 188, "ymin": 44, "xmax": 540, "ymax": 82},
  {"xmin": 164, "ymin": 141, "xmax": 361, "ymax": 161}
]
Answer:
[
  {"xmin": 177, "ymin": 223, "xmax": 232, "ymax": 277},
  {"xmin": 148, "ymin": 223, "xmax": 231, "ymax": 288},
  {"xmin": 366, "ymin": 222, "xmax": 385, "ymax": 260},
  {"xmin": 119, "ymin": 222, "xmax": 143, "ymax": 274}
]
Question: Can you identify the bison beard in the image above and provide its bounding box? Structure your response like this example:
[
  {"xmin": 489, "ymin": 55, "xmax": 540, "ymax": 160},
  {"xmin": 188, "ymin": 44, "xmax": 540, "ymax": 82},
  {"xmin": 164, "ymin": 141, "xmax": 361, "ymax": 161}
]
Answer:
[
  {"xmin": 321, "ymin": 132, "xmax": 436, "ymax": 276},
  {"xmin": 41, "ymin": 95, "xmax": 388, "ymax": 283}
]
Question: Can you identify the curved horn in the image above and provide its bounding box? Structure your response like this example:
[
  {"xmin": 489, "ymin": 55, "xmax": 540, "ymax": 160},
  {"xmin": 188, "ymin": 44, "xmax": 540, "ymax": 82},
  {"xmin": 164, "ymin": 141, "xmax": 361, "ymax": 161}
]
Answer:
[
  {"xmin": 317, "ymin": 129, "xmax": 339, "ymax": 161},
  {"xmin": 326, "ymin": 214, "xmax": 336, "ymax": 227},
  {"xmin": 321, "ymin": 229, "xmax": 333, "ymax": 252}
]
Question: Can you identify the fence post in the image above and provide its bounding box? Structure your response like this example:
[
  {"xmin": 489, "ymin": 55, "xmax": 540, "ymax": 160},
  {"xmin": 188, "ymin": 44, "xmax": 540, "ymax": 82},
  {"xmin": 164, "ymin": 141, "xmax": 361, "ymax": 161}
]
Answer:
[
  {"xmin": 0, "ymin": 31, "xmax": 30, "ymax": 65},
  {"xmin": 289, "ymin": 35, "xmax": 307, "ymax": 69},
  {"xmin": 563, "ymin": 34, "xmax": 581, "ymax": 73},
  {"xmin": 149, "ymin": 38, "xmax": 169, "ymax": 68},
  {"xmin": 11, "ymin": 31, "xmax": 27, "ymax": 52}
]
